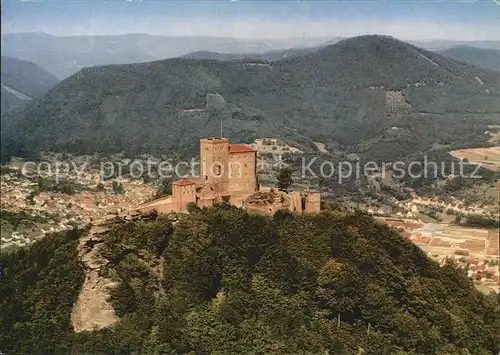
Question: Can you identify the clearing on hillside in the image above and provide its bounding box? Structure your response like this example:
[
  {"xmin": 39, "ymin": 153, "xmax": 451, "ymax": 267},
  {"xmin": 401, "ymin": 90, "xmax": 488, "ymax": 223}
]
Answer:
[{"xmin": 449, "ymin": 146, "xmax": 500, "ymax": 171}]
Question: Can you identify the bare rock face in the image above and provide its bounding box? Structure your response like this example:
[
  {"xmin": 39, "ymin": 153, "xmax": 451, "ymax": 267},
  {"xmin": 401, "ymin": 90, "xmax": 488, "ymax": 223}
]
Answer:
[
  {"xmin": 71, "ymin": 270, "xmax": 119, "ymax": 332},
  {"xmin": 79, "ymin": 236, "xmax": 109, "ymax": 270},
  {"xmin": 205, "ymin": 92, "xmax": 226, "ymax": 109},
  {"xmin": 385, "ymin": 90, "xmax": 411, "ymax": 116},
  {"xmin": 71, "ymin": 226, "xmax": 119, "ymax": 332}
]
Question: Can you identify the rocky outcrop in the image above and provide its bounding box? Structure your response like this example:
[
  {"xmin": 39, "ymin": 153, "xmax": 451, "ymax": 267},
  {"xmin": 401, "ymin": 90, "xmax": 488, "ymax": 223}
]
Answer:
[
  {"xmin": 71, "ymin": 212, "xmax": 158, "ymax": 332},
  {"xmin": 71, "ymin": 222, "xmax": 119, "ymax": 332}
]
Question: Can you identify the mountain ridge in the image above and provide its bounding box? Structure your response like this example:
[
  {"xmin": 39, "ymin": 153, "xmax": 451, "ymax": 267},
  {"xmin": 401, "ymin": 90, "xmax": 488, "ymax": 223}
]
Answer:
[
  {"xmin": 1, "ymin": 56, "xmax": 59, "ymax": 114},
  {"xmin": 1, "ymin": 32, "xmax": 335, "ymax": 78},
  {"xmin": 438, "ymin": 45, "xmax": 500, "ymax": 72},
  {"xmin": 2, "ymin": 35, "xmax": 499, "ymax": 162},
  {"xmin": 4, "ymin": 32, "xmax": 500, "ymax": 79}
]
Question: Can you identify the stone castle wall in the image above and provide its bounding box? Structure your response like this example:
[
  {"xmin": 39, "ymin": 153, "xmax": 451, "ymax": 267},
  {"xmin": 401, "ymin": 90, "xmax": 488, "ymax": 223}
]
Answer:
[{"xmin": 305, "ymin": 191, "xmax": 321, "ymax": 213}]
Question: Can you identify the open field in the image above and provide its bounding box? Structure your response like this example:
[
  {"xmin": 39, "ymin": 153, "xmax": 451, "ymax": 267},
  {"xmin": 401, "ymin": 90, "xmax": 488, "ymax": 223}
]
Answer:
[
  {"xmin": 380, "ymin": 219, "xmax": 498, "ymax": 258},
  {"xmin": 449, "ymin": 146, "xmax": 500, "ymax": 171},
  {"xmin": 378, "ymin": 217, "xmax": 499, "ymax": 292}
]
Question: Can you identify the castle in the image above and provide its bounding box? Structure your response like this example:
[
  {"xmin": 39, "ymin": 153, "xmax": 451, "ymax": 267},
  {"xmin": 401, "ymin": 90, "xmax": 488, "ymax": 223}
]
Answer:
[{"xmin": 138, "ymin": 137, "xmax": 321, "ymax": 214}]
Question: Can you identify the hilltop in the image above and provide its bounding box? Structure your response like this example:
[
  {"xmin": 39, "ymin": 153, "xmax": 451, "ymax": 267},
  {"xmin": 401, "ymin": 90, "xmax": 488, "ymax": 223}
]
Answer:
[
  {"xmin": 1, "ymin": 206, "xmax": 499, "ymax": 354},
  {"xmin": 2, "ymin": 35, "xmax": 500, "ymax": 162},
  {"xmin": 1, "ymin": 56, "xmax": 59, "ymax": 114}
]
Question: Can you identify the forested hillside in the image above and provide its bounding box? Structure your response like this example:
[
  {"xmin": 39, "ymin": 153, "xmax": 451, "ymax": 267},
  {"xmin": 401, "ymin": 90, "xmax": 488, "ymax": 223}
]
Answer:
[
  {"xmin": 1, "ymin": 56, "xmax": 59, "ymax": 114},
  {"xmin": 439, "ymin": 46, "xmax": 500, "ymax": 72},
  {"xmin": 182, "ymin": 45, "xmax": 321, "ymax": 62},
  {"xmin": 2, "ymin": 35, "xmax": 500, "ymax": 162},
  {"xmin": 1, "ymin": 206, "xmax": 499, "ymax": 354}
]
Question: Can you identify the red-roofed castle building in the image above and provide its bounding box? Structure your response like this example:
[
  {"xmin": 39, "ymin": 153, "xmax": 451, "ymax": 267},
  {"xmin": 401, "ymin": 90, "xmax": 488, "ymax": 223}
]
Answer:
[{"xmin": 137, "ymin": 137, "xmax": 320, "ymax": 214}]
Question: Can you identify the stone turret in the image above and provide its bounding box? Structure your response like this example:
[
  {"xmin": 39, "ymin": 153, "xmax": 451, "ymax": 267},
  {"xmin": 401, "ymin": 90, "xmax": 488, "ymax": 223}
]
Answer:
[{"xmin": 172, "ymin": 178, "xmax": 197, "ymax": 212}]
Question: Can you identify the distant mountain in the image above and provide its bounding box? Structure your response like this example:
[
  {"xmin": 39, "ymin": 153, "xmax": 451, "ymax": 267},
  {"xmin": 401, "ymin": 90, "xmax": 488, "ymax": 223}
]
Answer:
[
  {"xmin": 438, "ymin": 46, "xmax": 500, "ymax": 72},
  {"xmin": 4, "ymin": 32, "xmax": 499, "ymax": 79},
  {"xmin": 182, "ymin": 38, "xmax": 344, "ymax": 62},
  {"xmin": 410, "ymin": 40, "xmax": 500, "ymax": 52},
  {"xmin": 182, "ymin": 47, "xmax": 321, "ymax": 62},
  {"xmin": 182, "ymin": 51, "xmax": 260, "ymax": 61},
  {"xmin": 1, "ymin": 33, "xmax": 334, "ymax": 79},
  {"xmin": 2, "ymin": 35, "xmax": 500, "ymax": 162},
  {"xmin": 1, "ymin": 56, "xmax": 59, "ymax": 114},
  {"xmin": 184, "ymin": 38, "xmax": 500, "ymax": 64}
]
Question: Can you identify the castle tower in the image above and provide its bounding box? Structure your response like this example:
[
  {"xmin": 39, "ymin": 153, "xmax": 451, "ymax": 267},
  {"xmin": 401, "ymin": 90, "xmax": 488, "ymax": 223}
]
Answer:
[
  {"xmin": 228, "ymin": 143, "xmax": 257, "ymax": 193},
  {"xmin": 200, "ymin": 137, "xmax": 230, "ymax": 194},
  {"xmin": 172, "ymin": 178, "xmax": 197, "ymax": 212},
  {"xmin": 305, "ymin": 190, "xmax": 321, "ymax": 213}
]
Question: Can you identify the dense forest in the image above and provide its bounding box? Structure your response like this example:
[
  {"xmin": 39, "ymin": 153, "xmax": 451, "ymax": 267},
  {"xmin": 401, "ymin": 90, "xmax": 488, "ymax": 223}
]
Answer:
[{"xmin": 1, "ymin": 206, "xmax": 499, "ymax": 354}]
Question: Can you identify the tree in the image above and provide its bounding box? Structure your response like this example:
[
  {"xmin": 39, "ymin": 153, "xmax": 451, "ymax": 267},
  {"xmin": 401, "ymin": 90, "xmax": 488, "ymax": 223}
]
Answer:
[
  {"xmin": 276, "ymin": 167, "xmax": 293, "ymax": 192},
  {"xmin": 112, "ymin": 180, "xmax": 124, "ymax": 194},
  {"xmin": 60, "ymin": 182, "xmax": 76, "ymax": 195},
  {"xmin": 110, "ymin": 279, "xmax": 138, "ymax": 316},
  {"xmin": 154, "ymin": 178, "xmax": 173, "ymax": 199}
]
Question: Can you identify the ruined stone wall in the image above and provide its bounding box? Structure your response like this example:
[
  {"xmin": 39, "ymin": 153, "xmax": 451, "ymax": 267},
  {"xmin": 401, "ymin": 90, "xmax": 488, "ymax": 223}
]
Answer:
[
  {"xmin": 197, "ymin": 197, "xmax": 215, "ymax": 208},
  {"xmin": 289, "ymin": 191, "xmax": 303, "ymax": 212},
  {"xmin": 245, "ymin": 203, "xmax": 280, "ymax": 214},
  {"xmin": 154, "ymin": 200, "xmax": 179, "ymax": 214},
  {"xmin": 305, "ymin": 191, "xmax": 321, "ymax": 213}
]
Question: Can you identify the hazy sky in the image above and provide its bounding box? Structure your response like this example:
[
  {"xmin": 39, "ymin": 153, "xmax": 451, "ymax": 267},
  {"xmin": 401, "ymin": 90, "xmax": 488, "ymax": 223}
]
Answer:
[{"xmin": 2, "ymin": 0, "xmax": 500, "ymax": 41}]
